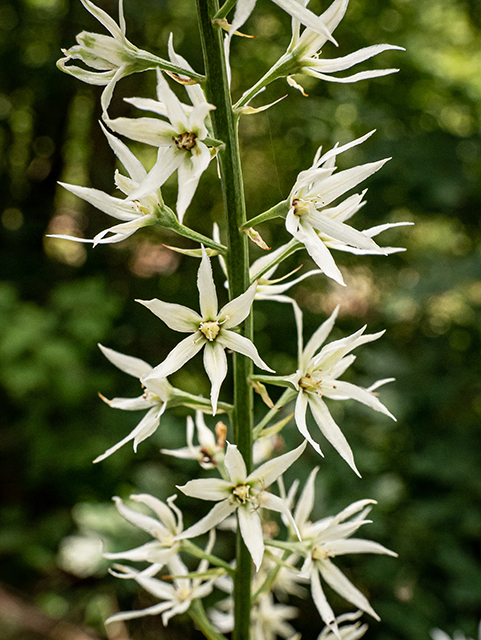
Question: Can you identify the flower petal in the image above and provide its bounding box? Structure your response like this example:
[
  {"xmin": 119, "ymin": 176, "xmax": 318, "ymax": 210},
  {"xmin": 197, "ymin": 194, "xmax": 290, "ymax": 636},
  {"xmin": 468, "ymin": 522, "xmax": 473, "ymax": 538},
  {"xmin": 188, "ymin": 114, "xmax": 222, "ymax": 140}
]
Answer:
[
  {"xmin": 218, "ymin": 329, "xmax": 274, "ymax": 372},
  {"xmin": 178, "ymin": 477, "xmax": 231, "ymax": 501},
  {"xmin": 197, "ymin": 248, "xmax": 219, "ymax": 320},
  {"xmin": 318, "ymin": 559, "xmax": 379, "ymax": 620},
  {"xmin": 175, "ymin": 499, "xmax": 237, "ymax": 540},
  {"xmin": 98, "ymin": 343, "xmax": 152, "ymax": 378},
  {"xmin": 203, "ymin": 340, "xmax": 228, "ymax": 415},
  {"xmin": 136, "ymin": 298, "xmax": 201, "ymax": 332},
  {"xmin": 294, "ymin": 466, "xmax": 319, "ymax": 531},
  {"xmin": 219, "ymin": 282, "xmax": 257, "ymax": 328},
  {"xmin": 224, "ymin": 443, "xmax": 249, "ymax": 486},
  {"xmin": 238, "ymin": 505, "xmax": 264, "ymax": 570},
  {"xmin": 293, "ymin": 391, "xmax": 324, "ymax": 457},
  {"xmin": 308, "ymin": 394, "xmax": 360, "ymax": 476},
  {"xmin": 300, "ymin": 306, "xmax": 339, "ymax": 369},
  {"xmin": 249, "ymin": 441, "xmax": 306, "ymax": 488},
  {"xmin": 144, "ymin": 333, "xmax": 205, "ymax": 380}
]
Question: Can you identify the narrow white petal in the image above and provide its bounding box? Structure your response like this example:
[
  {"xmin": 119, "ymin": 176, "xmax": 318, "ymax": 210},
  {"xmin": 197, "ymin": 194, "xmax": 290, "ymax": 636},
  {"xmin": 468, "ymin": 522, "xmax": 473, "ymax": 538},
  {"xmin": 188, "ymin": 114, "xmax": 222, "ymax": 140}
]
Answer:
[
  {"xmin": 127, "ymin": 147, "xmax": 184, "ymax": 202},
  {"xmin": 307, "ymin": 44, "xmax": 404, "ymax": 74},
  {"xmin": 156, "ymin": 69, "xmax": 190, "ymax": 132},
  {"xmin": 80, "ymin": 0, "xmax": 122, "ymax": 37},
  {"xmin": 307, "ymin": 68, "xmax": 400, "ymax": 84},
  {"xmin": 220, "ymin": 282, "xmax": 257, "ymax": 328},
  {"xmin": 308, "ymin": 211, "xmax": 384, "ymax": 253},
  {"xmin": 230, "ymin": 0, "xmax": 257, "ymax": 35},
  {"xmin": 294, "ymin": 467, "xmax": 319, "ymax": 531},
  {"xmin": 176, "ymin": 148, "xmax": 210, "ymax": 224},
  {"xmin": 98, "ymin": 343, "xmax": 152, "ymax": 379},
  {"xmin": 261, "ymin": 492, "xmax": 301, "ymax": 539},
  {"xmin": 324, "ymin": 380, "xmax": 396, "ymax": 420},
  {"xmin": 326, "ymin": 538, "xmax": 397, "ymax": 557},
  {"xmin": 100, "ymin": 122, "xmax": 147, "ymax": 183},
  {"xmin": 224, "ymin": 443, "xmax": 247, "ymax": 484},
  {"xmin": 203, "ymin": 341, "xmax": 228, "ymax": 415},
  {"xmin": 218, "ymin": 329, "xmax": 274, "ymax": 372},
  {"xmin": 238, "ymin": 506, "xmax": 264, "ymax": 570},
  {"xmin": 144, "ymin": 333, "xmax": 205, "ymax": 380},
  {"xmin": 310, "ymin": 569, "xmax": 336, "ymax": 629},
  {"xmin": 131, "ymin": 494, "xmax": 178, "ymax": 532},
  {"xmin": 58, "ymin": 182, "xmax": 136, "ymax": 221},
  {"xmin": 308, "ymin": 394, "xmax": 360, "ymax": 476},
  {"xmin": 294, "ymin": 392, "xmax": 324, "ymax": 457},
  {"xmin": 296, "ymin": 220, "xmax": 345, "ymax": 286},
  {"xmin": 273, "ymin": 0, "xmax": 336, "ymax": 44},
  {"xmin": 319, "ymin": 560, "xmax": 379, "ymax": 620},
  {"xmin": 136, "ymin": 298, "xmax": 201, "ymax": 332},
  {"xmin": 301, "ymin": 306, "xmax": 339, "ymax": 369},
  {"xmin": 105, "ymin": 601, "xmax": 172, "ymax": 624},
  {"xmin": 197, "ymin": 249, "xmax": 218, "ymax": 319},
  {"xmin": 175, "ymin": 500, "xmax": 237, "ymax": 540},
  {"xmin": 93, "ymin": 405, "xmax": 161, "ymax": 463},
  {"xmin": 111, "ymin": 496, "xmax": 168, "ymax": 537},
  {"xmin": 105, "ymin": 395, "xmax": 154, "ymax": 411},
  {"xmin": 249, "ymin": 441, "xmax": 306, "ymax": 488},
  {"xmin": 178, "ymin": 477, "xmax": 231, "ymax": 501}
]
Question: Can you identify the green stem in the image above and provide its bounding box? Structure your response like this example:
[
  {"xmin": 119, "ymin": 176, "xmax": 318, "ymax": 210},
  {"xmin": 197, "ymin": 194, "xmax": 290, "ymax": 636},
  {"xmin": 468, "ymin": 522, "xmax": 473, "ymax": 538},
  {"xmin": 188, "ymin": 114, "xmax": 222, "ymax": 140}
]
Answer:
[
  {"xmin": 189, "ymin": 599, "xmax": 228, "ymax": 640},
  {"xmin": 181, "ymin": 540, "xmax": 235, "ymax": 575},
  {"xmin": 234, "ymin": 56, "xmax": 294, "ymax": 111},
  {"xmin": 196, "ymin": 2, "xmax": 252, "ymax": 639},
  {"xmin": 250, "ymin": 239, "xmax": 302, "ymax": 284},
  {"xmin": 253, "ymin": 388, "xmax": 297, "ymax": 439},
  {"xmin": 213, "ymin": 0, "xmax": 237, "ymax": 20}
]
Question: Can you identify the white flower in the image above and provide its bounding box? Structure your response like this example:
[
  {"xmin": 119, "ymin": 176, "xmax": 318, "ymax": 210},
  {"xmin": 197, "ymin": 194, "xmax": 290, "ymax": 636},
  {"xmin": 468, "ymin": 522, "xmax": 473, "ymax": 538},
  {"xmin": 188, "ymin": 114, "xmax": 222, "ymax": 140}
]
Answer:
[
  {"xmin": 285, "ymin": 0, "xmax": 403, "ymax": 93},
  {"xmin": 210, "ymin": 592, "xmax": 299, "ymax": 640},
  {"xmin": 286, "ymin": 131, "xmax": 403, "ymax": 286},
  {"xmin": 138, "ymin": 248, "xmax": 274, "ymax": 415},
  {"xmin": 317, "ymin": 611, "xmax": 368, "ymax": 640},
  {"xmin": 93, "ymin": 344, "xmax": 172, "ymax": 463},
  {"xmin": 105, "ymin": 553, "xmax": 215, "ymax": 625},
  {"xmin": 105, "ymin": 494, "xmax": 183, "ymax": 573},
  {"xmin": 176, "ymin": 441, "xmax": 307, "ymax": 570},
  {"xmin": 161, "ymin": 410, "xmax": 226, "ymax": 469},
  {"xmin": 105, "ymin": 67, "xmax": 214, "ymax": 223},
  {"xmin": 284, "ymin": 306, "xmax": 395, "ymax": 476},
  {"xmin": 94, "ymin": 343, "xmax": 224, "ymax": 463},
  {"xmin": 49, "ymin": 125, "xmax": 160, "ymax": 247},
  {"xmin": 293, "ymin": 468, "xmax": 397, "ymax": 632},
  {"xmin": 229, "ymin": 0, "xmax": 336, "ymax": 47},
  {"xmin": 58, "ymin": 0, "xmax": 150, "ymax": 113}
]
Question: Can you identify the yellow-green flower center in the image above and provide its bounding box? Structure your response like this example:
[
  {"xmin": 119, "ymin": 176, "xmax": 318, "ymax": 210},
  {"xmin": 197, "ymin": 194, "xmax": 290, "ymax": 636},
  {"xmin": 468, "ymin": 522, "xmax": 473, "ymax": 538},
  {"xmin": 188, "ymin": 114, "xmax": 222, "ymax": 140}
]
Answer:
[
  {"xmin": 298, "ymin": 372, "xmax": 321, "ymax": 393},
  {"xmin": 232, "ymin": 484, "xmax": 251, "ymax": 504},
  {"xmin": 199, "ymin": 320, "xmax": 221, "ymax": 342},
  {"xmin": 172, "ymin": 132, "xmax": 197, "ymax": 151}
]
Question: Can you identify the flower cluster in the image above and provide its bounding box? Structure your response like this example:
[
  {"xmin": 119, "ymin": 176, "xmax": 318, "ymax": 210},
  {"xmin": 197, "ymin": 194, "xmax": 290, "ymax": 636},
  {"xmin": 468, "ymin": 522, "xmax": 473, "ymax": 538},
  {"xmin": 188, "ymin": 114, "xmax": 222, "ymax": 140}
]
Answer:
[{"xmin": 54, "ymin": 0, "xmax": 407, "ymax": 637}]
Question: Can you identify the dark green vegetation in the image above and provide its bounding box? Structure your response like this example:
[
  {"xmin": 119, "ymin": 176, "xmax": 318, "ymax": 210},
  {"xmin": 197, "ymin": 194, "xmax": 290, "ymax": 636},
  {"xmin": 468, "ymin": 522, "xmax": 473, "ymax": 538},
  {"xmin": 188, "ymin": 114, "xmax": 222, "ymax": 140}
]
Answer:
[{"xmin": 1, "ymin": 0, "xmax": 480, "ymax": 638}]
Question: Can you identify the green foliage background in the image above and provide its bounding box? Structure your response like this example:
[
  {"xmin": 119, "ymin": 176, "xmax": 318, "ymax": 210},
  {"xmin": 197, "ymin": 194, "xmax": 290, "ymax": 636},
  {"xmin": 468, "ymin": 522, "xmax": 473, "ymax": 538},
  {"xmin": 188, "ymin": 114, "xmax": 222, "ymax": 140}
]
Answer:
[{"xmin": 1, "ymin": 0, "xmax": 480, "ymax": 638}]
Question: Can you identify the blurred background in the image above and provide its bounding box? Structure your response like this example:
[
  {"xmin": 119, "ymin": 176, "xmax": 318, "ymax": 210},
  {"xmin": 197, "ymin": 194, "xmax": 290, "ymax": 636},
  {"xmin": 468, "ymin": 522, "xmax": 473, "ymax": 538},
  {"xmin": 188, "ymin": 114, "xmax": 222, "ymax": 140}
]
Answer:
[{"xmin": 1, "ymin": 0, "xmax": 481, "ymax": 638}]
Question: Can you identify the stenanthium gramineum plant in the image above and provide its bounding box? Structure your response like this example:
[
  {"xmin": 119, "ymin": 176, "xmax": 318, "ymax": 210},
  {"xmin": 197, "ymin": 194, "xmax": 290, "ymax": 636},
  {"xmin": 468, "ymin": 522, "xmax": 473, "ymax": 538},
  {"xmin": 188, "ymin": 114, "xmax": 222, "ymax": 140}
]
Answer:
[{"xmin": 54, "ymin": 0, "xmax": 407, "ymax": 637}]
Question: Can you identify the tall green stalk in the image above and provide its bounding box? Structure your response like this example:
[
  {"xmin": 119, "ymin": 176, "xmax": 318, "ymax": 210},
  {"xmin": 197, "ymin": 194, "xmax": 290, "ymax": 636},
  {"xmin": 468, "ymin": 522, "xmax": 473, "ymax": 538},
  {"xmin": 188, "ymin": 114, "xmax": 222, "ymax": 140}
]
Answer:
[{"xmin": 196, "ymin": 1, "xmax": 253, "ymax": 638}]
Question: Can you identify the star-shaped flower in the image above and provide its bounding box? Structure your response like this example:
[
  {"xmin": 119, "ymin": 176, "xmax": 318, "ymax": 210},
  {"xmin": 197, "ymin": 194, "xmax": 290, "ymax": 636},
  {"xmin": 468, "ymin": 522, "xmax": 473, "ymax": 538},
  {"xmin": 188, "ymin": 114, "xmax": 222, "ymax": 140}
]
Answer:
[
  {"xmin": 139, "ymin": 248, "xmax": 274, "ymax": 415},
  {"xmin": 94, "ymin": 343, "xmax": 228, "ymax": 463},
  {"xmin": 284, "ymin": 306, "xmax": 395, "ymax": 476},
  {"xmin": 58, "ymin": 0, "xmax": 151, "ymax": 113},
  {"xmin": 292, "ymin": 468, "xmax": 397, "ymax": 632},
  {"xmin": 105, "ymin": 493, "xmax": 183, "ymax": 574},
  {"xmin": 49, "ymin": 125, "xmax": 159, "ymax": 247},
  {"xmin": 176, "ymin": 441, "xmax": 307, "ymax": 571},
  {"xmin": 105, "ymin": 553, "xmax": 215, "ymax": 625},
  {"xmin": 105, "ymin": 67, "xmax": 214, "ymax": 223},
  {"xmin": 286, "ymin": 131, "xmax": 397, "ymax": 286},
  {"xmin": 284, "ymin": 0, "xmax": 403, "ymax": 93}
]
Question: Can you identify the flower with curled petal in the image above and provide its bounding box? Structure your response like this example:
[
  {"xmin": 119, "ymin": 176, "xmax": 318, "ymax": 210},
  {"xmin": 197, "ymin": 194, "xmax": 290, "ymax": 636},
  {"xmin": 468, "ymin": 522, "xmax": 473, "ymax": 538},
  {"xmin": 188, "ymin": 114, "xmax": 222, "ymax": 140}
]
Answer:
[
  {"xmin": 286, "ymin": 131, "xmax": 401, "ymax": 286},
  {"xmin": 284, "ymin": 0, "xmax": 403, "ymax": 94},
  {"xmin": 292, "ymin": 468, "xmax": 397, "ymax": 632},
  {"xmin": 284, "ymin": 306, "xmax": 395, "ymax": 476},
  {"xmin": 175, "ymin": 441, "xmax": 307, "ymax": 571},
  {"xmin": 138, "ymin": 248, "xmax": 274, "ymax": 415},
  {"xmin": 105, "ymin": 494, "xmax": 183, "ymax": 574},
  {"xmin": 317, "ymin": 611, "xmax": 368, "ymax": 640},
  {"xmin": 94, "ymin": 343, "xmax": 229, "ymax": 463},
  {"xmin": 105, "ymin": 553, "xmax": 215, "ymax": 625},
  {"xmin": 105, "ymin": 67, "xmax": 214, "ymax": 223},
  {"xmin": 49, "ymin": 125, "xmax": 160, "ymax": 247},
  {"xmin": 58, "ymin": 0, "xmax": 157, "ymax": 113}
]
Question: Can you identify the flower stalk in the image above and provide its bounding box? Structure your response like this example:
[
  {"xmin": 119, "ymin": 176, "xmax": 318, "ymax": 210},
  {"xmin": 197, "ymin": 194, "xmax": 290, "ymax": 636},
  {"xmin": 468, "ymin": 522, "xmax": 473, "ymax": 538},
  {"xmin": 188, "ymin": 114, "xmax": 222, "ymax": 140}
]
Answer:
[{"xmin": 195, "ymin": 1, "xmax": 253, "ymax": 637}]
